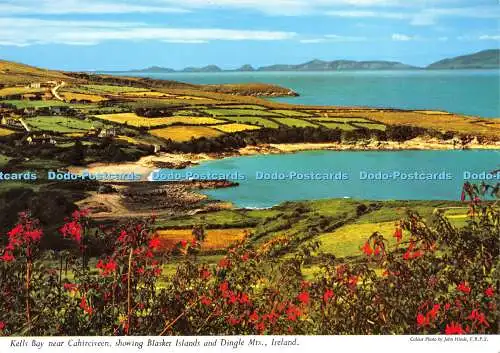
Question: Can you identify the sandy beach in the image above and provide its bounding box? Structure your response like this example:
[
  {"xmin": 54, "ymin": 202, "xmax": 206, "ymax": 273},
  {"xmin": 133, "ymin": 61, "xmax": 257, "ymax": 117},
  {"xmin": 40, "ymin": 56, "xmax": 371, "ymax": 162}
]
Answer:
[{"xmin": 70, "ymin": 138, "xmax": 500, "ymax": 180}]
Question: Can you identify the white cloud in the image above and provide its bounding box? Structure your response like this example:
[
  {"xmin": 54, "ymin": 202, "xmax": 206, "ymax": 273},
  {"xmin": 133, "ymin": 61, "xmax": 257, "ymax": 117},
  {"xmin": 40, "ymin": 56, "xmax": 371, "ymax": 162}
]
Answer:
[
  {"xmin": 0, "ymin": 0, "xmax": 188, "ymax": 15},
  {"xmin": 478, "ymin": 35, "xmax": 500, "ymax": 41},
  {"xmin": 0, "ymin": 18, "xmax": 297, "ymax": 46},
  {"xmin": 300, "ymin": 34, "xmax": 367, "ymax": 43},
  {"xmin": 327, "ymin": 5, "xmax": 499, "ymax": 26},
  {"xmin": 325, "ymin": 34, "xmax": 367, "ymax": 42},
  {"xmin": 0, "ymin": 0, "xmax": 477, "ymax": 16},
  {"xmin": 391, "ymin": 33, "xmax": 413, "ymax": 41},
  {"xmin": 300, "ymin": 39, "xmax": 327, "ymax": 44}
]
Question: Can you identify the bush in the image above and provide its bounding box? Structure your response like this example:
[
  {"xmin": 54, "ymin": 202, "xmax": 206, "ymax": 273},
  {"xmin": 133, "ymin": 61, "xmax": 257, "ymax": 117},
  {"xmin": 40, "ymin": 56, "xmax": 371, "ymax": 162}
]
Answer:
[{"xmin": 0, "ymin": 185, "xmax": 497, "ymax": 336}]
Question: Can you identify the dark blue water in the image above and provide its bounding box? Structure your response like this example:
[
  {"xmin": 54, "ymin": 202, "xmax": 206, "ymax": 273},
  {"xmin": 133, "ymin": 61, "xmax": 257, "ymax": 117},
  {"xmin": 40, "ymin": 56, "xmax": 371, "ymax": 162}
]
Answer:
[{"xmin": 109, "ymin": 70, "xmax": 500, "ymax": 118}]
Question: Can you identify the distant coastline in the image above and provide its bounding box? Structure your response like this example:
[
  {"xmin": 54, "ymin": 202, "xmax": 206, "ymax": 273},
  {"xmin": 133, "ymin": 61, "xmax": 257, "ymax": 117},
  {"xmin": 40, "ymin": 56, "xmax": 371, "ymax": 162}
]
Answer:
[{"xmin": 97, "ymin": 49, "xmax": 499, "ymax": 73}]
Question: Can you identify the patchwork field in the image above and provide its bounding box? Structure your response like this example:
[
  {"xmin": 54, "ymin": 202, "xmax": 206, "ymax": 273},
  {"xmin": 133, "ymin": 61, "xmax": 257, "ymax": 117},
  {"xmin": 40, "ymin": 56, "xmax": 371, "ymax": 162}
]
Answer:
[
  {"xmin": 271, "ymin": 109, "xmax": 312, "ymax": 117},
  {"xmin": 60, "ymin": 92, "xmax": 107, "ymax": 102},
  {"xmin": 204, "ymin": 108, "xmax": 282, "ymax": 117},
  {"xmin": 1, "ymin": 100, "xmax": 70, "ymax": 108},
  {"xmin": 315, "ymin": 221, "xmax": 398, "ymax": 258},
  {"xmin": 219, "ymin": 116, "xmax": 280, "ymax": 128},
  {"xmin": 275, "ymin": 117, "xmax": 319, "ymax": 128},
  {"xmin": 27, "ymin": 116, "xmax": 99, "ymax": 132},
  {"xmin": 213, "ymin": 123, "xmax": 262, "ymax": 133},
  {"xmin": 0, "ymin": 127, "xmax": 15, "ymax": 136},
  {"xmin": 156, "ymin": 228, "xmax": 250, "ymax": 251},
  {"xmin": 318, "ymin": 122, "xmax": 357, "ymax": 131},
  {"xmin": 353, "ymin": 122, "xmax": 387, "ymax": 130},
  {"xmin": 0, "ymin": 87, "xmax": 46, "ymax": 97},
  {"xmin": 150, "ymin": 126, "xmax": 222, "ymax": 141},
  {"xmin": 96, "ymin": 113, "xmax": 224, "ymax": 127}
]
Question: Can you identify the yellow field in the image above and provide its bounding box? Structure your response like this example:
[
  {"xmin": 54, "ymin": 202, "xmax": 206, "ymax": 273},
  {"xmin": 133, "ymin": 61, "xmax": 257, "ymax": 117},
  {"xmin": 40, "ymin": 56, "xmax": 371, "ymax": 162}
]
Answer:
[
  {"xmin": 64, "ymin": 132, "xmax": 86, "ymax": 138},
  {"xmin": 0, "ymin": 86, "xmax": 45, "ymax": 97},
  {"xmin": 316, "ymin": 221, "xmax": 399, "ymax": 258},
  {"xmin": 213, "ymin": 123, "xmax": 261, "ymax": 133},
  {"xmin": 61, "ymin": 92, "xmax": 107, "ymax": 102},
  {"xmin": 320, "ymin": 110, "xmax": 500, "ymax": 137},
  {"xmin": 150, "ymin": 126, "xmax": 223, "ymax": 141},
  {"xmin": 116, "ymin": 135, "xmax": 146, "ymax": 145},
  {"xmin": 122, "ymin": 91, "xmax": 175, "ymax": 98},
  {"xmin": 156, "ymin": 228, "xmax": 249, "ymax": 250},
  {"xmin": 0, "ymin": 128, "xmax": 15, "ymax": 136},
  {"xmin": 96, "ymin": 113, "xmax": 224, "ymax": 127},
  {"xmin": 176, "ymin": 95, "xmax": 207, "ymax": 100}
]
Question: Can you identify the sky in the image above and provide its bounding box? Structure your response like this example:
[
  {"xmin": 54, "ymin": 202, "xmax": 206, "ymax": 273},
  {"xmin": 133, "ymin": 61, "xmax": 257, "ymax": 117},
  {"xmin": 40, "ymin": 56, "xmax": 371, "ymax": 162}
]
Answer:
[{"xmin": 0, "ymin": 0, "xmax": 498, "ymax": 70}]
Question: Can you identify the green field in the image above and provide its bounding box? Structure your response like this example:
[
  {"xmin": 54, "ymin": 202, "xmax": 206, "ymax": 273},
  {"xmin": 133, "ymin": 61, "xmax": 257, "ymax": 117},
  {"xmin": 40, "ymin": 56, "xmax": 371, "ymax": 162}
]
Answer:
[
  {"xmin": 271, "ymin": 109, "xmax": 312, "ymax": 117},
  {"xmin": 0, "ymin": 155, "xmax": 11, "ymax": 167},
  {"xmin": 319, "ymin": 122, "xmax": 358, "ymax": 131},
  {"xmin": 27, "ymin": 116, "xmax": 101, "ymax": 132},
  {"xmin": 1, "ymin": 100, "xmax": 70, "ymax": 108},
  {"xmin": 204, "ymin": 108, "xmax": 282, "ymax": 117},
  {"xmin": 81, "ymin": 84, "xmax": 149, "ymax": 94},
  {"xmin": 219, "ymin": 116, "xmax": 280, "ymax": 128},
  {"xmin": 306, "ymin": 117, "xmax": 374, "ymax": 123},
  {"xmin": 275, "ymin": 117, "xmax": 319, "ymax": 128},
  {"xmin": 353, "ymin": 122, "xmax": 387, "ymax": 130}
]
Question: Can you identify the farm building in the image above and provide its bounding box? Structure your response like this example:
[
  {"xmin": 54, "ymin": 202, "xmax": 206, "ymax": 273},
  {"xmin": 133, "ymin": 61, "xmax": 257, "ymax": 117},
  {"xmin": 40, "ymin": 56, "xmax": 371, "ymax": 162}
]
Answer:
[
  {"xmin": 1, "ymin": 117, "xmax": 26, "ymax": 130},
  {"xmin": 24, "ymin": 134, "xmax": 57, "ymax": 145},
  {"xmin": 98, "ymin": 127, "xmax": 120, "ymax": 138}
]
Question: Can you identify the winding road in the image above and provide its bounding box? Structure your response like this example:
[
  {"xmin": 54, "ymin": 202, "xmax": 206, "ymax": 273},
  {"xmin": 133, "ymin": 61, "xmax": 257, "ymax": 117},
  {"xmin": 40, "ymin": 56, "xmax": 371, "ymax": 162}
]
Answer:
[{"xmin": 51, "ymin": 81, "xmax": 65, "ymax": 101}]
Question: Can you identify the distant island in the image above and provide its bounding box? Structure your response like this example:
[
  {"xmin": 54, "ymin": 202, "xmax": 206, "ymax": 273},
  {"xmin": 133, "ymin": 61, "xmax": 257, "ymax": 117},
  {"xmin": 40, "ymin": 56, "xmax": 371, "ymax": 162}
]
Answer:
[
  {"xmin": 427, "ymin": 49, "xmax": 500, "ymax": 70},
  {"xmin": 119, "ymin": 49, "xmax": 499, "ymax": 73}
]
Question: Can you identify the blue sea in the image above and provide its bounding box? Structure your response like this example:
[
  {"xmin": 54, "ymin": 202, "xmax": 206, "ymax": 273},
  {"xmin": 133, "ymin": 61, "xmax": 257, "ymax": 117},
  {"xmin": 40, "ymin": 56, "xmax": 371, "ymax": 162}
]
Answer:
[
  {"xmin": 152, "ymin": 150, "xmax": 500, "ymax": 208},
  {"xmin": 110, "ymin": 70, "xmax": 500, "ymax": 118},
  {"xmin": 106, "ymin": 70, "xmax": 500, "ymax": 207}
]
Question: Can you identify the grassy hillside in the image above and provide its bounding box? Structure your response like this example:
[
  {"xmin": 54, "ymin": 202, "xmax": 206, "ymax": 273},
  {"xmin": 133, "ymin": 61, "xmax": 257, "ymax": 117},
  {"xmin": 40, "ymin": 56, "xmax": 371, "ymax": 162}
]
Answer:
[{"xmin": 427, "ymin": 49, "xmax": 500, "ymax": 69}]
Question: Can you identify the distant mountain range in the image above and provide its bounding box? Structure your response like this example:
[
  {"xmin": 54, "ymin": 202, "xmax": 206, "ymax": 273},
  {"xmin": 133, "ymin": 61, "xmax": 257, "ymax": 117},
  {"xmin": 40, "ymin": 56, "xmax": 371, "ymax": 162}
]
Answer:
[
  {"xmin": 123, "ymin": 49, "xmax": 499, "ymax": 73},
  {"xmin": 427, "ymin": 49, "xmax": 500, "ymax": 70}
]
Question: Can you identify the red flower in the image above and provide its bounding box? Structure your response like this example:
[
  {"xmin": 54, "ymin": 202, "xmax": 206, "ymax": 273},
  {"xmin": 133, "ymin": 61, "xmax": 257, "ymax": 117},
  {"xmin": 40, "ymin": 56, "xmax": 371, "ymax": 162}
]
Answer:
[
  {"xmin": 148, "ymin": 238, "xmax": 161, "ymax": 250},
  {"xmin": 394, "ymin": 228, "xmax": 403, "ymax": 242},
  {"xmin": 228, "ymin": 316, "xmax": 240, "ymax": 326},
  {"xmin": 445, "ymin": 322, "xmax": 464, "ymax": 335},
  {"xmin": 63, "ymin": 283, "xmax": 78, "ymax": 292},
  {"xmin": 241, "ymin": 252, "xmax": 250, "ymax": 262},
  {"xmin": 200, "ymin": 269, "xmax": 211, "ymax": 280},
  {"xmin": 347, "ymin": 275, "xmax": 359, "ymax": 289},
  {"xmin": 286, "ymin": 305, "xmax": 301, "ymax": 321},
  {"xmin": 254, "ymin": 321, "xmax": 265, "ymax": 333},
  {"xmin": 416, "ymin": 313, "xmax": 429, "ymax": 327},
  {"xmin": 0, "ymin": 252, "xmax": 14, "ymax": 262},
  {"xmin": 218, "ymin": 258, "xmax": 230, "ymax": 269},
  {"xmin": 228, "ymin": 293, "xmax": 238, "ymax": 304},
  {"xmin": 297, "ymin": 291, "xmax": 310, "ymax": 305},
  {"xmin": 0, "ymin": 322, "xmax": 5, "ymax": 331},
  {"xmin": 323, "ymin": 289, "xmax": 334, "ymax": 303},
  {"xmin": 361, "ymin": 242, "xmax": 373, "ymax": 256},
  {"xmin": 374, "ymin": 246, "xmax": 381, "ymax": 256},
  {"xmin": 467, "ymin": 310, "xmax": 490, "ymax": 328},
  {"xmin": 7, "ymin": 224, "xmax": 23, "ymax": 238},
  {"xmin": 80, "ymin": 296, "xmax": 93, "ymax": 315},
  {"xmin": 219, "ymin": 281, "xmax": 229, "ymax": 293},
  {"xmin": 180, "ymin": 240, "xmax": 188, "ymax": 248},
  {"xmin": 117, "ymin": 230, "xmax": 128, "ymax": 243},
  {"xmin": 59, "ymin": 221, "xmax": 83, "ymax": 243},
  {"xmin": 485, "ymin": 286, "xmax": 494, "ymax": 298},
  {"xmin": 457, "ymin": 282, "xmax": 471, "ymax": 295},
  {"xmin": 96, "ymin": 259, "xmax": 117, "ymax": 276},
  {"xmin": 445, "ymin": 303, "xmax": 451, "ymax": 310},
  {"xmin": 249, "ymin": 311, "xmax": 259, "ymax": 322},
  {"xmin": 239, "ymin": 293, "xmax": 250, "ymax": 305},
  {"xmin": 200, "ymin": 296, "xmax": 212, "ymax": 306}
]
